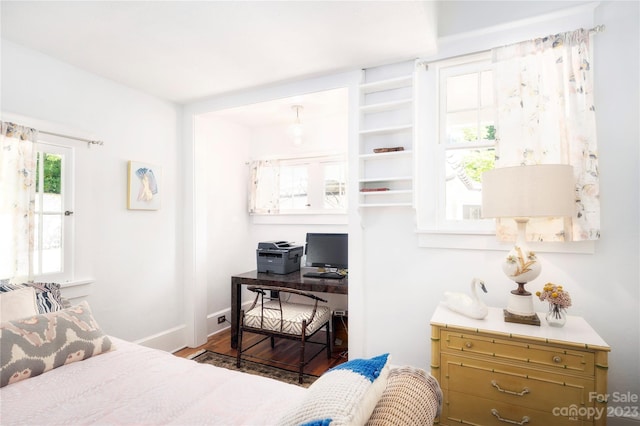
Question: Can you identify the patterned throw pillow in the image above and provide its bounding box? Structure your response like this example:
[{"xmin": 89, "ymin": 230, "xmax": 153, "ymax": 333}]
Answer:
[
  {"xmin": 0, "ymin": 281, "xmax": 69, "ymax": 313},
  {"xmin": 278, "ymin": 353, "xmax": 390, "ymax": 426},
  {"xmin": 0, "ymin": 301, "xmax": 113, "ymax": 387}
]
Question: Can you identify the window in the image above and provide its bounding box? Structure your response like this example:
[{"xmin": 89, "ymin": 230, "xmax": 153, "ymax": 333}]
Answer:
[
  {"xmin": 417, "ymin": 54, "xmax": 496, "ymax": 233},
  {"xmin": 323, "ymin": 161, "xmax": 347, "ymax": 209},
  {"xmin": 279, "ymin": 163, "xmax": 308, "ymax": 210},
  {"xmin": 441, "ymin": 62, "xmax": 495, "ymax": 222},
  {"xmin": 250, "ymin": 154, "xmax": 347, "ymax": 215},
  {"xmin": 33, "ymin": 143, "xmax": 74, "ymax": 281}
]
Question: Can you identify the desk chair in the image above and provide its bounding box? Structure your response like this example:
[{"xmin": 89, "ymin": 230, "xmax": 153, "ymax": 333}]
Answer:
[{"xmin": 236, "ymin": 285, "xmax": 332, "ymax": 384}]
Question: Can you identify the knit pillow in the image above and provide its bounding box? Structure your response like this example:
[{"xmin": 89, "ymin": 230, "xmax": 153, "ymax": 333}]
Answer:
[
  {"xmin": 0, "ymin": 301, "xmax": 113, "ymax": 387},
  {"xmin": 278, "ymin": 353, "xmax": 390, "ymax": 426},
  {"xmin": 365, "ymin": 366, "xmax": 443, "ymax": 425}
]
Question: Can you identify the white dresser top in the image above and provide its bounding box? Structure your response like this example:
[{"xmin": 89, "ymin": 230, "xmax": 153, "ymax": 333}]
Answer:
[{"xmin": 431, "ymin": 305, "xmax": 610, "ymax": 350}]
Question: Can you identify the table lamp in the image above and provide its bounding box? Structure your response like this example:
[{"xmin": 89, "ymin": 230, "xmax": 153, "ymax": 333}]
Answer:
[{"xmin": 481, "ymin": 164, "xmax": 574, "ymax": 325}]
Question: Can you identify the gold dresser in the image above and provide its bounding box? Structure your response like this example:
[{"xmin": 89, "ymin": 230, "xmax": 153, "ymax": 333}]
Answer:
[{"xmin": 431, "ymin": 306, "xmax": 610, "ymax": 425}]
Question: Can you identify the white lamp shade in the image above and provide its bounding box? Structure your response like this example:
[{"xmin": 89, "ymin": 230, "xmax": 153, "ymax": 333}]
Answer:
[{"xmin": 481, "ymin": 164, "xmax": 575, "ymax": 218}]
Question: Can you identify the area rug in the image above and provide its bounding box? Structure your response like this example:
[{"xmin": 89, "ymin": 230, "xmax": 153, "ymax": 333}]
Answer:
[{"xmin": 192, "ymin": 351, "xmax": 318, "ymax": 387}]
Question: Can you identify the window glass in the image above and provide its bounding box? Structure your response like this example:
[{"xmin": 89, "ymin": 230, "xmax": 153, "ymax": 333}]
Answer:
[
  {"xmin": 446, "ymin": 73, "xmax": 478, "ymax": 111},
  {"xmin": 33, "ymin": 144, "xmax": 73, "ymax": 280},
  {"xmin": 251, "ymin": 154, "xmax": 347, "ymax": 215},
  {"xmin": 34, "ymin": 151, "xmax": 65, "ymax": 275},
  {"xmin": 480, "ymin": 70, "xmax": 494, "ymax": 107},
  {"xmin": 279, "ymin": 165, "xmax": 308, "ymax": 209},
  {"xmin": 444, "ymin": 148, "xmax": 495, "ymax": 220},
  {"xmin": 442, "ymin": 64, "xmax": 496, "ymax": 222},
  {"xmin": 323, "ymin": 162, "xmax": 347, "ymax": 209}
]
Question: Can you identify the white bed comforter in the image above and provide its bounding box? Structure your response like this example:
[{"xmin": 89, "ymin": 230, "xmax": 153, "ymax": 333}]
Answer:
[{"xmin": 0, "ymin": 337, "xmax": 306, "ymax": 425}]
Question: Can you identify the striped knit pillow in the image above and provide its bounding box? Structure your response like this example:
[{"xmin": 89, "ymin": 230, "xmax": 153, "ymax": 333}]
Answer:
[
  {"xmin": 0, "ymin": 282, "xmax": 68, "ymax": 313},
  {"xmin": 278, "ymin": 353, "xmax": 390, "ymax": 426}
]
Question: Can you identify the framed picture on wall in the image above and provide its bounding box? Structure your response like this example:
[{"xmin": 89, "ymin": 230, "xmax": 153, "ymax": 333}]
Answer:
[{"xmin": 127, "ymin": 161, "xmax": 161, "ymax": 210}]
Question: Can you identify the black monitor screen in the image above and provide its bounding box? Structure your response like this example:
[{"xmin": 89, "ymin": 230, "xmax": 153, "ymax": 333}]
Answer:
[{"xmin": 305, "ymin": 233, "xmax": 348, "ymax": 269}]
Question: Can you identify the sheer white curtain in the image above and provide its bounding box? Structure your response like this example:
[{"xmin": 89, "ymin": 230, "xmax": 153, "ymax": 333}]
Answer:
[
  {"xmin": 492, "ymin": 28, "xmax": 600, "ymax": 242},
  {"xmin": 248, "ymin": 159, "xmax": 280, "ymax": 214},
  {"xmin": 0, "ymin": 122, "xmax": 38, "ymax": 280}
]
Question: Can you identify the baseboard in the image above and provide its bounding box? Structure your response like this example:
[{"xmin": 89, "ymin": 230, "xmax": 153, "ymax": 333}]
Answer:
[
  {"xmin": 206, "ymin": 307, "xmax": 232, "ymax": 336},
  {"xmin": 134, "ymin": 325, "xmax": 187, "ymax": 353},
  {"xmin": 133, "ymin": 301, "xmax": 253, "ymax": 353},
  {"xmin": 205, "ymin": 301, "xmax": 255, "ymax": 337}
]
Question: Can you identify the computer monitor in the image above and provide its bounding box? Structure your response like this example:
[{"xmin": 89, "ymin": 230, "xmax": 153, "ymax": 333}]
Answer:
[{"xmin": 305, "ymin": 233, "xmax": 348, "ymax": 270}]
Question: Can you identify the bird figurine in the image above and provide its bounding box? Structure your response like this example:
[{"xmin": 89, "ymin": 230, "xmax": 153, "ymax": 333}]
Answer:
[{"xmin": 442, "ymin": 278, "xmax": 488, "ymax": 319}]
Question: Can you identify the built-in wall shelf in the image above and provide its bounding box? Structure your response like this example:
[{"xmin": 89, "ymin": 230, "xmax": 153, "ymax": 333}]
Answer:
[
  {"xmin": 360, "ymin": 98, "xmax": 413, "ymax": 114},
  {"xmin": 358, "ymin": 202, "xmax": 413, "ymax": 208},
  {"xmin": 358, "ymin": 67, "xmax": 415, "ymax": 208},
  {"xmin": 359, "ymin": 150, "xmax": 413, "ymax": 160},
  {"xmin": 359, "ymin": 176, "xmax": 412, "ymax": 183},
  {"xmin": 359, "ymin": 189, "xmax": 413, "ymax": 196},
  {"xmin": 360, "ymin": 75, "xmax": 413, "ymax": 94},
  {"xmin": 359, "ymin": 124, "xmax": 413, "ymax": 136}
]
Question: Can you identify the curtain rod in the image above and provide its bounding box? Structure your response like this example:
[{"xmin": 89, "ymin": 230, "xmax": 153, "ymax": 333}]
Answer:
[
  {"xmin": 417, "ymin": 24, "xmax": 605, "ymax": 70},
  {"xmin": 39, "ymin": 130, "xmax": 104, "ymax": 147},
  {"xmin": 3, "ymin": 121, "xmax": 104, "ymax": 147}
]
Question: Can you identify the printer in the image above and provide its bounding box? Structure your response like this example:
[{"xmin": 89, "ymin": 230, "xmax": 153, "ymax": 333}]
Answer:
[{"xmin": 256, "ymin": 241, "xmax": 303, "ymax": 274}]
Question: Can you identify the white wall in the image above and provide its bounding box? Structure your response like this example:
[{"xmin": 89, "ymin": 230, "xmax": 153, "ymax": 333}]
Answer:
[
  {"xmin": 0, "ymin": 40, "xmax": 185, "ymax": 349},
  {"xmin": 197, "ymin": 116, "xmax": 254, "ymax": 328},
  {"xmin": 357, "ymin": 3, "xmax": 639, "ymax": 424}
]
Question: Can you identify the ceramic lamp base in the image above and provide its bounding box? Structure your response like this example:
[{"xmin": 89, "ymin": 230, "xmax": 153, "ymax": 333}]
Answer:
[
  {"xmin": 505, "ymin": 293, "xmax": 540, "ymax": 326},
  {"xmin": 506, "ymin": 292, "xmax": 535, "ymax": 316}
]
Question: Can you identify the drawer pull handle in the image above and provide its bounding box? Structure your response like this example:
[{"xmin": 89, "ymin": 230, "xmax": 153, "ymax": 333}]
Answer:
[
  {"xmin": 491, "ymin": 380, "xmax": 530, "ymax": 396},
  {"xmin": 553, "ymin": 355, "xmax": 562, "ymax": 363},
  {"xmin": 491, "ymin": 409, "xmax": 530, "ymax": 425},
  {"xmin": 465, "ymin": 342, "xmax": 473, "ymax": 349}
]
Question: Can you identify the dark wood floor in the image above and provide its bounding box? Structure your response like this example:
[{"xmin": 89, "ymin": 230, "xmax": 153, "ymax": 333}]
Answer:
[{"xmin": 174, "ymin": 327, "xmax": 347, "ymax": 376}]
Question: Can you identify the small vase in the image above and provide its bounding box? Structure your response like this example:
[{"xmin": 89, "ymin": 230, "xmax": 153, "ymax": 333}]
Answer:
[{"xmin": 546, "ymin": 304, "xmax": 567, "ymax": 327}]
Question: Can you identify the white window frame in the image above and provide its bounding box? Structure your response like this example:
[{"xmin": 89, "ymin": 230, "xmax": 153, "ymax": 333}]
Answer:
[
  {"xmin": 251, "ymin": 153, "xmax": 348, "ymax": 225},
  {"xmin": 416, "ymin": 53, "xmax": 496, "ymax": 236},
  {"xmin": 33, "ymin": 140, "xmax": 75, "ymax": 282}
]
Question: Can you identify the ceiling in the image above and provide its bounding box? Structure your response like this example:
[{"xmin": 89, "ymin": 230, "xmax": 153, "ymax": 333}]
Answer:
[
  {"xmin": 1, "ymin": 1, "xmax": 437, "ymax": 105},
  {"xmin": 202, "ymin": 87, "xmax": 349, "ymax": 128}
]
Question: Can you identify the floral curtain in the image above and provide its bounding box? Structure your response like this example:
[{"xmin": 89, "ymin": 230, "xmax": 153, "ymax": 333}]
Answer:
[
  {"xmin": 492, "ymin": 28, "xmax": 600, "ymax": 242},
  {"xmin": 248, "ymin": 159, "xmax": 280, "ymax": 214},
  {"xmin": 0, "ymin": 121, "xmax": 38, "ymax": 280}
]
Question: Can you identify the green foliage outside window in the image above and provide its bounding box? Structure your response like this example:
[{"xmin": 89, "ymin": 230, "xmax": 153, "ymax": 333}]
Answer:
[
  {"xmin": 462, "ymin": 125, "xmax": 496, "ymax": 183},
  {"xmin": 463, "ymin": 149, "xmax": 495, "ymax": 182},
  {"xmin": 36, "ymin": 153, "xmax": 62, "ymax": 194}
]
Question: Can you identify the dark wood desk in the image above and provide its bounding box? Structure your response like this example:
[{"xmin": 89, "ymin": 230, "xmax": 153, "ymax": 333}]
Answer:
[{"xmin": 230, "ymin": 269, "xmax": 348, "ymax": 348}]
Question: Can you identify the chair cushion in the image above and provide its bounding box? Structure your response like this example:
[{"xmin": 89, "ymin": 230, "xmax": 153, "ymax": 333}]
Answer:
[
  {"xmin": 277, "ymin": 353, "xmax": 390, "ymax": 426},
  {"xmin": 244, "ymin": 300, "xmax": 330, "ymax": 336}
]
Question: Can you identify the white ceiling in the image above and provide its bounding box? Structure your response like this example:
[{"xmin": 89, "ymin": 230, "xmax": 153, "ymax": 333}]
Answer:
[
  {"xmin": 202, "ymin": 87, "xmax": 349, "ymax": 128},
  {"xmin": 1, "ymin": 1, "xmax": 437, "ymax": 105}
]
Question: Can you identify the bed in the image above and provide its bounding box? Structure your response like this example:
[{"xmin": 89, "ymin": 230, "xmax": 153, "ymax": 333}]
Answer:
[{"xmin": 1, "ymin": 284, "xmax": 442, "ymax": 425}]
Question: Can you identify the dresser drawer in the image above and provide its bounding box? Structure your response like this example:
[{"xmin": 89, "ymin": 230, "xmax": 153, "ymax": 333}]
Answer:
[
  {"xmin": 444, "ymin": 390, "xmax": 595, "ymax": 426},
  {"xmin": 442, "ymin": 330, "xmax": 595, "ymax": 374},
  {"xmin": 442, "ymin": 356, "xmax": 594, "ymax": 411}
]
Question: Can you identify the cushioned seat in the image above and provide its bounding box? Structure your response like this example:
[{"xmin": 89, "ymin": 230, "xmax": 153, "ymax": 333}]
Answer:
[
  {"xmin": 237, "ymin": 286, "xmax": 332, "ymax": 384},
  {"xmin": 243, "ymin": 300, "xmax": 331, "ymax": 336}
]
